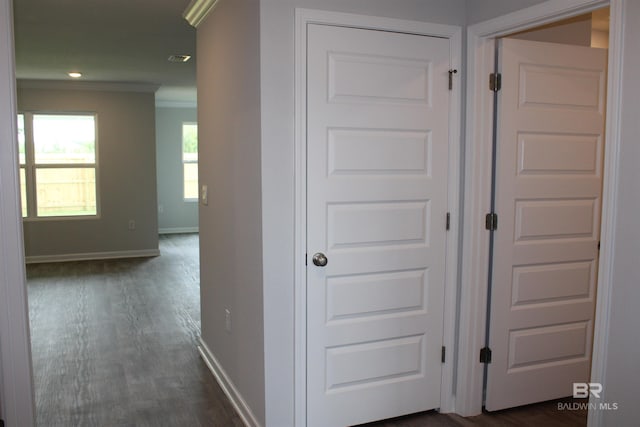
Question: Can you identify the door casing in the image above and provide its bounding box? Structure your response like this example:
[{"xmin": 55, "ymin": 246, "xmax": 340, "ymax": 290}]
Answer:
[
  {"xmin": 458, "ymin": 0, "xmax": 625, "ymax": 422},
  {"xmin": 0, "ymin": 0, "xmax": 37, "ymax": 425},
  {"xmin": 294, "ymin": 9, "xmax": 462, "ymax": 425}
]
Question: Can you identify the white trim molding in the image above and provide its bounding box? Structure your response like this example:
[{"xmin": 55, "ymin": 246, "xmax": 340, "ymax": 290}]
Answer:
[
  {"xmin": 458, "ymin": 0, "xmax": 619, "ymax": 418},
  {"xmin": 588, "ymin": 1, "xmax": 625, "ymax": 426},
  {"xmin": 198, "ymin": 339, "xmax": 260, "ymax": 427},
  {"xmin": 183, "ymin": 0, "xmax": 221, "ymax": 28},
  {"xmin": 155, "ymin": 100, "xmax": 198, "ymax": 109},
  {"xmin": 158, "ymin": 227, "xmax": 199, "ymax": 235},
  {"xmin": 294, "ymin": 8, "xmax": 462, "ymax": 424},
  {"xmin": 0, "ymin": 0, "xmax": 36, "ymax": 424},
  {"xmin": 471, "ymin": 0, "xmax": 609, "ymax": 37},
  {"xmin": 25, "ymin": 249, "xmax": 160, "ymax": 264}
]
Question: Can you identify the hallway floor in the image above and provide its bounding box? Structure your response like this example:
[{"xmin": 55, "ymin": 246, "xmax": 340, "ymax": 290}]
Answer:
[
  {"xmin": 27, "ymin": 233, "xmax": 587, "ymax": 427},
  {"xmin": 27, "ymin": 234, "xmax": 243, "ymax": 427},
  {"xmin": 359, "ymin": 397, "xmax": 587, "ymax": 427}
]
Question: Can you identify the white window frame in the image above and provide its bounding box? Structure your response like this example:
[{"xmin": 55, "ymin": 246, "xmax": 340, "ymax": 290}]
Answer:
[
  {"xmin": 182, "ymin": 121, "xmax": 198, "ymax": 202},
  {"xmin": 19, "ymin": 111, "xmax": 101, "ymax": 220},
  {"xmin": 17, "ymin": 113, "xmax": 27, "ymax": 217}
]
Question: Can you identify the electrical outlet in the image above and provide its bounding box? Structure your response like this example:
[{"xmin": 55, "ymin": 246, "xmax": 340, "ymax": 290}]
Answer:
[
  {"xmin": 224, "ymin": 308, "xmax": 231, "ymax": 333},
  {"xmin": 128, "ymin": 220, "xmax": 136, "ymax": 230}
]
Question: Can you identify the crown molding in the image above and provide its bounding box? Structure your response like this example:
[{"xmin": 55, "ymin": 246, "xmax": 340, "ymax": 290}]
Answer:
[{"xmin": 183, "ymin": 0, "xmax": 221, "ymax": 28}]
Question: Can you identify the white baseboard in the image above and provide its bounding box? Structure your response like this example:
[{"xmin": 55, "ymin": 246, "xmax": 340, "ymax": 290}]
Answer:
[
  {"xmin": 158, "ymin": 227, "xmax": 199, "ymax": 234},
  {"xmin": 198, "ymin": 339, "xmax": 261, "ymax": 427},
  {"xmin": 25, "ymin": 249, "xmax": 160, "ymax": 264}
]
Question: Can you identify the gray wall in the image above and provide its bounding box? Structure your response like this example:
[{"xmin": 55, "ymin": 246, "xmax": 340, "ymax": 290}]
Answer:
[
  {"xmin": 259, "ymin": 1, "xmax": 465, "ymax": 424},
  {"xmin": 155, "ymin": 106, "xmax": 198, "ymax": 233},
  {"xmin": 17, "ymin": 85, "xmax": 159, "ymax": 258},
  {"xmin": 465, "ymin": 0, "xmax": 548, "ymax": 25},
  {"xmin": 197, "ymin": 0, "xmax": 265, "ymax": 424},
  {"xmin": 601, "ymin": 1, "xmax": 640, "ymax": 424}
]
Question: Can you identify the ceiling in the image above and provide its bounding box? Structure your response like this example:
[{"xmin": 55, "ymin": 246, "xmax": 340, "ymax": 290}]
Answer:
[
  {"xmin": 12, "ymin": 2, "xmax": 608, "ymax": 107},
  {"xmin": 13, "ymin": 0, "xmax": 197, "ymax": 105}
]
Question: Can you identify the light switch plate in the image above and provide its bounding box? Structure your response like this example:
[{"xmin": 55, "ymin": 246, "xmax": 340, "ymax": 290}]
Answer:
[{"xmin": 201, "ymin": 184, "xmax": 208, "ymax": 206}]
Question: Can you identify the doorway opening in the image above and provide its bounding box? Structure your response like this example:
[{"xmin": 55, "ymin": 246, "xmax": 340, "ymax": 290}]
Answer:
[
  {"xmin": 458, "ymin": 2, "xmax": 621, "ymax": 424},
  {"xmin": 9, "ymin": 1, "xmax": 208, "ymax": 424}
]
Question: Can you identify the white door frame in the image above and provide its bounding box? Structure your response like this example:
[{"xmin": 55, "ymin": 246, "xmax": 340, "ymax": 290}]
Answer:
[
  {"xmin": 0, "ymin": 0, "xmax": 37, "ymax": 425},
  {"xmin": 457, "ymin": 0, "xmax": 624, "ymax": 421},
  {"xmin": 294, "ymin": 9, "xmax": 462, "ymax": 425}
]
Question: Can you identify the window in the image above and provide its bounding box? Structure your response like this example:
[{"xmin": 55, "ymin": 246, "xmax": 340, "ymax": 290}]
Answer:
[
  {"xmin": 182, "ymin": 123, "xmax": 198, "ymax": 200},
  {"xmin": 17, "ymin": 115, "xmax": 27, "ymax": 217},
  {"xmin": 18, "ymin": 113, "xmax": 98, "ymax": 218}
]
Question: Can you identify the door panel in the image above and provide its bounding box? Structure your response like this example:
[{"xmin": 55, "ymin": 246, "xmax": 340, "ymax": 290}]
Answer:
[
  {"xmin": 485, "ymin": 38, "xmax": 607, "ymax": 411},
  {"xmin": 306, "ymin": 24, "xmax": 451, "ymax": 427}
]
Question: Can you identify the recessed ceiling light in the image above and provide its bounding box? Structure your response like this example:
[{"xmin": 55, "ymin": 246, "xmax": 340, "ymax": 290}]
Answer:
[
  {"xmin": 68, "ymin": 72, "xmax": 82, "ymax": 78},
  {"xmin": 168, "ymin": 54, "xmax": 191, "ymax": 63}
]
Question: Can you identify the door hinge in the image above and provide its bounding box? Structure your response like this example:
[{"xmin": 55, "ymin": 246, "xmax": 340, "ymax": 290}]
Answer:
[
  {"xmin": 485, "ymin": 213, "xmax": 498, "ymax": 231},
  {"xmin": 598, "ymin": 241, "xmax": 601, "ymax": 251},
  {"xmin": 442, "ymin": 346, "xmax": 446, "ymax": 363},
  {"xmin": 448, "ymin": 69, "xmax": 458, "ymax": 90},
  {"xmin": 446, "ymin": 212, "xmax": 451, "ymax": 231},
  {"xmin": 480, "ymin": 347, "xmax": 492, "ymax": 364},
  {"xmin": 489, "ymin": 72, "xmax": 502, "ymax": 92},
  {"xmin": 305, "ymin": 253, "xmax": 308, "ymax": 266}
]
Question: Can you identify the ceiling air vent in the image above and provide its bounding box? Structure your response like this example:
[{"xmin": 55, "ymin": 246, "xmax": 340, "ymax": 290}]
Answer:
[{"xmin": 168, "ymin": 54, "xmax": 191, "ymax": 63}]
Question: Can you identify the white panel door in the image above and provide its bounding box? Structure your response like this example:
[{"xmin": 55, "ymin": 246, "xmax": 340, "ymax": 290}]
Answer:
[
  {"xmin": 306, "ymin": 24, "xmax": 451, "ymax": 427},
  {"xmin": 486, "ymin": 38, "xmax": 607, "ymax": 411}
]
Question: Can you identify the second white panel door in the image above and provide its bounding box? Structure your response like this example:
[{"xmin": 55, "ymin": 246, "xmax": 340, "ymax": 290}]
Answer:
[
  {"xmin": 306, "ymin": 23, "xmax": 452, "ymax": 427},
  {"xmin": 486, "ymin": 38, "xmax": 607, "ymax": 411}
]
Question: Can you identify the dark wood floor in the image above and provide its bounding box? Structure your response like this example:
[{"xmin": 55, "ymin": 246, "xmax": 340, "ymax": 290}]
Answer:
[
  {"xmin": 27, "ymin": 233, "xmax": 587, "ymax": 427},
  {"xmin": 27, "ymin": 234, "xmax": 243, "ymax": 427},
  {"xmin": 358, "ymin": 397, "xmax": 587, "ymax": 427}
]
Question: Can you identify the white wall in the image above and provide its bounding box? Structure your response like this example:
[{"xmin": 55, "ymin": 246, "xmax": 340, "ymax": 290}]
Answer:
[
  {"xmin": 155, "ymin": 106, "xmax": 199, "ymax": 233},
  {"xmin": 17, "ymin": 84, "xmax": 159, "ymax": 259},
  {"xmin": 600, "ymin": 1, "xmax": 640, "ymax": 424},
  {"xmin": 197, "ymin": 0, "xmax": 265, "ymax": 424},
  {"xmin": 259, "ymin": 1, "xmax": 465, "ymax": 425}
]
